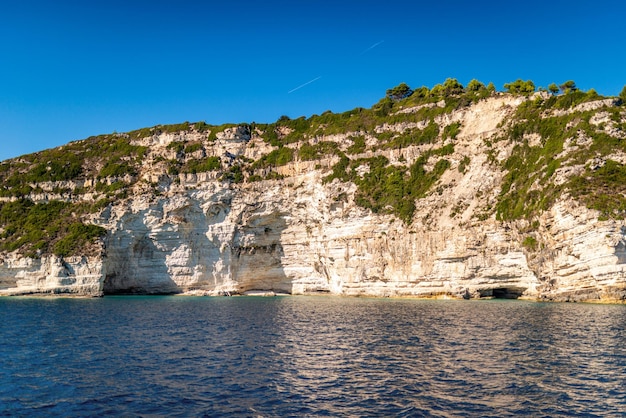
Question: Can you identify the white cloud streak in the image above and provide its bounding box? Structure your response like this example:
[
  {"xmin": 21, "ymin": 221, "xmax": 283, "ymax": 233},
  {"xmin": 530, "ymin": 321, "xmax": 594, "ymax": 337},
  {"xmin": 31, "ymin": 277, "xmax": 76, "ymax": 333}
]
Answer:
[
  {"xmin": 360, "ymin": 40, "xmax": 384, "ymax": 55},
  {"xmin": 288, "ymin": 76, "xmax": 322, "ymax": 94}
]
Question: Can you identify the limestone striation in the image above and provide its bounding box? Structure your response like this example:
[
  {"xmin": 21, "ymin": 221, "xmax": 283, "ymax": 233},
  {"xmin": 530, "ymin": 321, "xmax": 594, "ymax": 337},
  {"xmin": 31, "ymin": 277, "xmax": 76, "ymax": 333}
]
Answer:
[
  {"xmin": 2, "ymin": 87, "xmax": 626, "ymax": 302},
  {"xmin": 0, "ymin": 254, "xmax": 104, "ymax": 296}
]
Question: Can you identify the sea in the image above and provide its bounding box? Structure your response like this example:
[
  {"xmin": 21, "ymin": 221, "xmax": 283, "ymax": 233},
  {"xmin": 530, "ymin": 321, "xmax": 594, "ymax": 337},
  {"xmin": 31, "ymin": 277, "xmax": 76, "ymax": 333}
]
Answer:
[{"xmin": 1, "ymin": 295, "xmax": 625, "ymax": 417}]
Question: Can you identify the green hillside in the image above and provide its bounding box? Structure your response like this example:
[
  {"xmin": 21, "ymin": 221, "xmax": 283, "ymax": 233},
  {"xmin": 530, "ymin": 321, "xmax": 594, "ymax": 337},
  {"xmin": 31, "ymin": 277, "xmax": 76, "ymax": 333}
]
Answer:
[{"xmin": 1, "ymin": 78, "xmax": 625, "ymax": 258}]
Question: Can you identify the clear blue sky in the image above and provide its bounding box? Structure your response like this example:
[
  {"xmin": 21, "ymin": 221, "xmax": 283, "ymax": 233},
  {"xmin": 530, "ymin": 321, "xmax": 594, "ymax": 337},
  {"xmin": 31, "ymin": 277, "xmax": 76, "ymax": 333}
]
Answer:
[{"xmin": 1, "ymin": 0, "xmax": 625, "ymax": 161}]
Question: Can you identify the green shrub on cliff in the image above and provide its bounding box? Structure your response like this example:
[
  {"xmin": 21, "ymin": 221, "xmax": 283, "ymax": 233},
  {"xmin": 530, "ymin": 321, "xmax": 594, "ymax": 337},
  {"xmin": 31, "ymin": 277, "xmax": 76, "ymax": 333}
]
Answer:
[
  {"xmin": 522, "ymin": 236, "xmax": 538, "ymax": 251},
  {"xmin": 346, "ymin": 136, "xmax": 367, "ymax": 154},
  {"xmin": 298, "ymin": 141, "xmax": 339, "ymax": 161},
  {"xmin": 568, "ymin": 160, "xmax": 626, "ymax": 220},
  {"xmin": 53, "ymin": 223, "xmax": 107, "ymax": 257},
  {"xmin": 185, "ymin": 156, "xmax": 221, "ymax": 174},
  {"xmin": 323, "ymin": 154, "xmax": 351, "ymax": 184},
  {"xmin": 221, "ymin": 164, "xmax": 244, "ymax": 183},
  {"xmin": 184, "ymin": 143, "xmax": 203, "ymax": 153},
  {"xmin": 23, "ymin": 155, "xmax": 83, "ymax": 183},
  {"xmin": 98, "ymin": 161, "xmax": 137, "ymax": 178},
  {"xmin": 0, "ymin": 200, "xmax": 105, "ymax": 257},
  {"xmin": 323, "ymin": 146, "xmax": 453, "ymax": 223},
  {"xmin": 443, "ymin": 122, "xmax": 461, "ymax": 140},
  {"xmin": 252, "ymin": 146, "xmax": 295, "ymax": 169}
]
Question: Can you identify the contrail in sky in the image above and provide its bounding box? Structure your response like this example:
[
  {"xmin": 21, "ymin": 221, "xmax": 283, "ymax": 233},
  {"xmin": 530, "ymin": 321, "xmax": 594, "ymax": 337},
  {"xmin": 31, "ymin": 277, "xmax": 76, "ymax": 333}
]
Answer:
[
  {"xmin": 360, "ymin": 40, "xmax": 384, "ymax": 55},
  {"xmin": 288, "ymin": 76, "xmax": 322, "ymax": 94}
]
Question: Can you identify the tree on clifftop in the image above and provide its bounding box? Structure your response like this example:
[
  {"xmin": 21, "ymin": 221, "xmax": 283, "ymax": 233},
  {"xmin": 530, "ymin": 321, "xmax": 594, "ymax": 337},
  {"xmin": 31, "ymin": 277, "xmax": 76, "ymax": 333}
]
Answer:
[
  {"xmin": 503, "ymin": 79, "xmax": 535, "ymax": 95},
  {"xmin": 559, "ymin": 80, "xmax": 577, "ymax": 94},
  {"xmin": 466, "ymin": 79, "xmax": 486, "ymax": 92},
  {"xmin": 442, "ymin": 78, "xmax": 464, "ymax": 95},
  {"xmin": 386, "ymin": 83, "xmax": 413, "ymax": 101},
  {"xmin": 548, "ymin": 83, "xmax": 559, "ymax": 95}
]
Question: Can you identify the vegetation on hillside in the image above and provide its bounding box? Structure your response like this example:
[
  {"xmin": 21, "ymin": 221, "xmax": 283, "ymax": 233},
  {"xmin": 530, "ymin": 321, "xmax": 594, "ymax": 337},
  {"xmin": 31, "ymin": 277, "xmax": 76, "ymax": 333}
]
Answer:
[
  {"xmin": 494, "ymin": 87, "xmax": 624, "ymax": 221},
  {"xmin": 0, "ymin": 77, "xmax": 625, "ymax": 256},
  {"xmin": 323, "ymin": 145, "xmax": 454, "ymax": 223},
  {"xmin": 251, "ymin": 77, "xmax": 491, "ymax": 149},
  {"xmin": 0, "ymin": 199, "xmax": 106, "ymax": 257}
]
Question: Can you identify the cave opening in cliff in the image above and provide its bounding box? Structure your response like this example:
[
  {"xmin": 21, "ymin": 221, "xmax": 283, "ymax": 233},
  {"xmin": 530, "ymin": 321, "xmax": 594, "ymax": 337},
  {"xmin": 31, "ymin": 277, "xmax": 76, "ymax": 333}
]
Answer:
[{"xmin": 491, "ymin": 288, "xmax": 524, "ymax": 299}]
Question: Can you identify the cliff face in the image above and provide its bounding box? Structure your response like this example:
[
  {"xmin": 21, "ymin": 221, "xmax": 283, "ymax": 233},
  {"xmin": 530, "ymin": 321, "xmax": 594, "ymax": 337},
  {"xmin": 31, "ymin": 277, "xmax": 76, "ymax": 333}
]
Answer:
[
  {"xmin": 2, "ymin": 91, "xmax": 626, "ymax": 301},
  {"xmin": 0, "ymin": 254, "xmax": 104, "ymax": 296}
]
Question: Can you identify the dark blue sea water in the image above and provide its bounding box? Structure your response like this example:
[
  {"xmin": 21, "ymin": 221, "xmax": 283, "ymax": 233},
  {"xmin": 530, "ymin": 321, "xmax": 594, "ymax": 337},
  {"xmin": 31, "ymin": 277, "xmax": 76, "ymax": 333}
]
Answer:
[{"xmin": 1, "ymin": 296, "xmax": 625, "ymax": 417}]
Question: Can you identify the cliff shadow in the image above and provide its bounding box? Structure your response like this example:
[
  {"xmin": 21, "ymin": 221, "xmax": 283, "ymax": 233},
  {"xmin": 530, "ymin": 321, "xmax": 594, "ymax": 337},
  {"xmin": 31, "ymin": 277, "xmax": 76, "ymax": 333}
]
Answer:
[
  {"xmin": 472, "ymin": 286, "xmax": 526, "ymax": 299},
  {"xmin": 229, "ymin": 209, "xmax": 291, "ymax": 294},
  {"xmin": 103, "ymin": 231, "xmax": 179, "ymax": 294}
]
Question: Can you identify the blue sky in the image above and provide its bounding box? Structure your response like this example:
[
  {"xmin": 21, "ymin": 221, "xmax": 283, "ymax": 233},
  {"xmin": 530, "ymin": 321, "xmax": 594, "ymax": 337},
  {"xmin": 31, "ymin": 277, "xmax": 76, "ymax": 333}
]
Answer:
[{"xmin": 1, "ymin": 0, "xmax": 625, "ymax": 161}]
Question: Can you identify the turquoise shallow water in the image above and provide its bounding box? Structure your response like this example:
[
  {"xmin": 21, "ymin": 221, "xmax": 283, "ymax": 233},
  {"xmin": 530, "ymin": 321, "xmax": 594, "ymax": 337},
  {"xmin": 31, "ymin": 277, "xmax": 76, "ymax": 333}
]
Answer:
[{"xmin": 1, "ymin": 295, "xmax": 625, "ymax": 416}]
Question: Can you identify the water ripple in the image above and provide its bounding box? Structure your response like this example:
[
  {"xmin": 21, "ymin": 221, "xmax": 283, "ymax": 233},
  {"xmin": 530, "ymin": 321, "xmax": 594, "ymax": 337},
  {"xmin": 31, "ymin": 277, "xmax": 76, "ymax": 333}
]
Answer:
[{"xmin": 1, "ymin": 296, "xmax": 625, "ymax": 416}]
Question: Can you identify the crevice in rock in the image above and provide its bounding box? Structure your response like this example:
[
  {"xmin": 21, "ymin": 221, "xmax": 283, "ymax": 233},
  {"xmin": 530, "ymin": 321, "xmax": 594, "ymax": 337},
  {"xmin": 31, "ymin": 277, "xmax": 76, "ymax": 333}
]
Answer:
[{"xmin": 480, "ymin": 287, "xmax": 525, "ymax": 299}]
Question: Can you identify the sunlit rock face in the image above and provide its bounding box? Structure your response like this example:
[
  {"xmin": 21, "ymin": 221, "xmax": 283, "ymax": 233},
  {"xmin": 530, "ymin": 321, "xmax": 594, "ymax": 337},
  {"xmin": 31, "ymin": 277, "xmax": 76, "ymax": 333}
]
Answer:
[
  {"xmin": 90, "ymin": 172, "xmax": 542, "ymax": 299},
  {"xmin": 0, "ymin": 254, "xmax": 104, "ymax": 296},
  {"xmin": 532, "ymin": 201, "xmax": 626, "ymax": 302},
  {"xmin": 2, "ymin": 95, "xmax": 626, "ymax": 302}
]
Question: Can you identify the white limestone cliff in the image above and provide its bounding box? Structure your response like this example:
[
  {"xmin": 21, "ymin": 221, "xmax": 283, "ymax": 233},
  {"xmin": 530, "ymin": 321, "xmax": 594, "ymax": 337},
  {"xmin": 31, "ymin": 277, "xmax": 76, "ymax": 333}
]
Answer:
[
  {"xmin": 0, "ymin": 254, "xmax": 104, "ymax": 296},
  {"xmin": 2, "ymin": 95, "xmax": 626, "ymax": 302}
]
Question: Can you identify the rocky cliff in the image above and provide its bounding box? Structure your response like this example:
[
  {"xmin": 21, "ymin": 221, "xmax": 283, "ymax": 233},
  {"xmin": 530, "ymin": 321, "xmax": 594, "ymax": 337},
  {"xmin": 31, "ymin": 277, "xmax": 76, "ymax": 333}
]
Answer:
[{"xmin": 2, "ymin": 82, "xmax": 626, "ymax": 301}]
